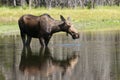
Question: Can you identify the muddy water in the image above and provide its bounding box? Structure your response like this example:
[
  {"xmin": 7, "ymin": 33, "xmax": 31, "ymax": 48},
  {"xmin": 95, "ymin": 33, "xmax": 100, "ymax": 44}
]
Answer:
[{"xmin": 0, "ymin": 31, "xmax": 120, "ymax": 80}]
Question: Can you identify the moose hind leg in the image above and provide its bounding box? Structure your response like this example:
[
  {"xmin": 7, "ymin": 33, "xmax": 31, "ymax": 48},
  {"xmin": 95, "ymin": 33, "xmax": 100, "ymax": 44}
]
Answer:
[
  {"xmin": 26, "ymin": 35, "xmax": 32, "ymax": 46},
  {"xmin": 20, "ymin": 31, "xmax": 26, "ymax": 46}
]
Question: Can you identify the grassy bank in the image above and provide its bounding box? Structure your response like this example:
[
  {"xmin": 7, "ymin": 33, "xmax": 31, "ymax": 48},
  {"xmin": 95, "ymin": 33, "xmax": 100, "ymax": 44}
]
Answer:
[{"xmin": 0, "ymin": 6, "xmax": 120, "ymax": 34}]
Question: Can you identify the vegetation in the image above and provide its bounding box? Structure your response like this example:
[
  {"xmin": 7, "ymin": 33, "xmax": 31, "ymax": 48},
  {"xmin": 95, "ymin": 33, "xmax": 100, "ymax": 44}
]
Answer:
[
  {"xmin": 0, "ymin": 6, "xmax": 120, "ymax": 34},
  {"xmin": 0, "ymin": 0, "xmax": 119, "ymax": 9}
]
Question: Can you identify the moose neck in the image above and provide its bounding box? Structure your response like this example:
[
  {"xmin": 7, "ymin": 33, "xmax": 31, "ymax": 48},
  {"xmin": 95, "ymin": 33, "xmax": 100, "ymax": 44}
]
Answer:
[{"xmin": 51, "ymin": 21, "xmax": 64, "ymax": 34}]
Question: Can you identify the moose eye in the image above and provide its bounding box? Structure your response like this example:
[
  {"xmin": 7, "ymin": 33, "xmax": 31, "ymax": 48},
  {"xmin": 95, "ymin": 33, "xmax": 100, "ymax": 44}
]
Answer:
[{"xmin": 71, "ymin": 31, "xmax": 75, "ymax": 34}]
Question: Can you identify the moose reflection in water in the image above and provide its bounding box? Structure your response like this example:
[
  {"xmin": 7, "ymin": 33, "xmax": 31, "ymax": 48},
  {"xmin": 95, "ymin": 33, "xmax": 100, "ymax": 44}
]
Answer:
[
  {"xmin": 18, "ymin": 14, "xmax": 79, "ymax": 47},
  {"xmin": 19, "ymin": 46, "xmax": 79, "ymax": 78}
]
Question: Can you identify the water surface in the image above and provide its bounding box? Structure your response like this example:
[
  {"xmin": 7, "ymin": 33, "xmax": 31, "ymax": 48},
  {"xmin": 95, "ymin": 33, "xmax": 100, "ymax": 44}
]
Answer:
[{"xmin": 0, "ymin": 31, "xmax": 120, "ymax": 80}]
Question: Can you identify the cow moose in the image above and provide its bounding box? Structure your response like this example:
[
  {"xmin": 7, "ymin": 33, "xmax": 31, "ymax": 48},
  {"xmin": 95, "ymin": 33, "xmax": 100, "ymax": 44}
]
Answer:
[{"xmin": 18, "ymin": 14, "xmax": 79, "ymax": 47}]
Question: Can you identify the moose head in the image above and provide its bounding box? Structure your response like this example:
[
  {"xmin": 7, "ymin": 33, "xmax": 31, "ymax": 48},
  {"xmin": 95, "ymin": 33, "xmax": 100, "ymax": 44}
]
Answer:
[{"xmin": 60, "ymin": 15, "xmax": 80, "ymax": 39}]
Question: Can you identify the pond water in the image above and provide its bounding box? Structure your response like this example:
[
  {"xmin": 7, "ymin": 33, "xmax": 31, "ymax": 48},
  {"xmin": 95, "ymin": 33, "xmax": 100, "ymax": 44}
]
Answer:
[{"xmin": 0, "ymin": 31, "xmax": 120, "ymax": 80}]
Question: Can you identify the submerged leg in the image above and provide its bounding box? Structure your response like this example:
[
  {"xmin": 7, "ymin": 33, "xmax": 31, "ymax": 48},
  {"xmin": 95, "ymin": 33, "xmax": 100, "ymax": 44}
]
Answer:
[
  {"xmin": 39, "ymin": 47, "xmax": 45, "ymax": 55},
  {"xmin": 26, "ymin": 35, "xmax": 32, "ymax": 46}
]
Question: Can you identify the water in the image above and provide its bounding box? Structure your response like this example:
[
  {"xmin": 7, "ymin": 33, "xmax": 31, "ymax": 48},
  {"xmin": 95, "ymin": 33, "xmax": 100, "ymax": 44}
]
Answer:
[{"xmin": 0, "ymin": 31, "xmax": 120, "ymax": 80}]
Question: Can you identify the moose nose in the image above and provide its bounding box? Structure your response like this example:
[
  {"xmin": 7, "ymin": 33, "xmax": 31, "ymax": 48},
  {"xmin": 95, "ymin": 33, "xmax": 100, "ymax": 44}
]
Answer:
[
  {"xmin": 72, "ymin": 33, "xmax": 80, "ymax": 39},
  {"xmin": 75, "ymin": 33, "xmax": 80, "ymax": 39}
]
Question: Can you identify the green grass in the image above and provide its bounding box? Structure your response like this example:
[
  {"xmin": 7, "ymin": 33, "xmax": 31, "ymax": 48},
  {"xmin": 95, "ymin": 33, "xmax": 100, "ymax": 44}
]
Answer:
[
  {"xmin": 0, "ymin": 24, "xmax": 19, "ymax": 35},
  {"xmin": 0, "ymin": 6, "xmax": 120, "ymax": 34},
  {"xmin": 75, "ymin": 19, "xmax": 120, "ymax": 31}
]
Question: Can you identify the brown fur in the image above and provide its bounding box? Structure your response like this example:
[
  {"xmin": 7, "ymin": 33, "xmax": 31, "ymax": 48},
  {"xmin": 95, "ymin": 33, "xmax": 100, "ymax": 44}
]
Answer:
[{"xmin": 18, "ymin": 14, "xmax": 79, "ymax": 47}]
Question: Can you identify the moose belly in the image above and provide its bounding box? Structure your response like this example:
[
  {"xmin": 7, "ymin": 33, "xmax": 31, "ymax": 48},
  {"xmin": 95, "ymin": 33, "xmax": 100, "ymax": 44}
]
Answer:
[{"xmin": 25, "ymin": 29, "xmax": 40, "ymax": 38}]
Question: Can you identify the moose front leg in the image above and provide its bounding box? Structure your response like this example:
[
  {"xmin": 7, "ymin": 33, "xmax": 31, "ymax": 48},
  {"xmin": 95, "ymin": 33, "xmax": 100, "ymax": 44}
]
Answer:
[
  {"xmin": 44, "ymin": 36, "xmax": 51, "ymax": 46},
  {"xmin": 39, "ymin": 35, "xmax": 51, "ymax": 47},
  {"xmin": 39, "ymin": 37, "xmax": 46, "ymax": 47}
]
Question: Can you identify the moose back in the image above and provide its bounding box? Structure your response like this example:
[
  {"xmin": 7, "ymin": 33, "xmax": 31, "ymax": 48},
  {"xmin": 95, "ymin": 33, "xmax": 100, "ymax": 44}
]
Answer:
[{"xmin": 18, "ymin": 14, "xmax": 79, "ymax": 47}]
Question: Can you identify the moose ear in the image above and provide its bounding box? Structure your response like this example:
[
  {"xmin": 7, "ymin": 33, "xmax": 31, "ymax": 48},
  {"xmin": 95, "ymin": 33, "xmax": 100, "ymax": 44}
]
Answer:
[{"xmin": 60, "ymin": 15, "xmax": 66, "ymax": 21}]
